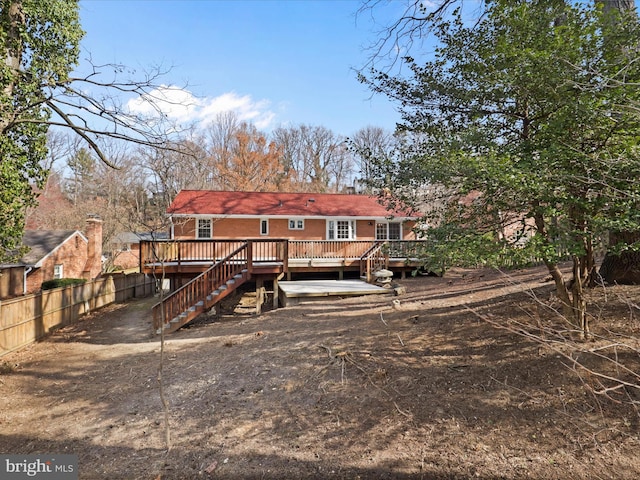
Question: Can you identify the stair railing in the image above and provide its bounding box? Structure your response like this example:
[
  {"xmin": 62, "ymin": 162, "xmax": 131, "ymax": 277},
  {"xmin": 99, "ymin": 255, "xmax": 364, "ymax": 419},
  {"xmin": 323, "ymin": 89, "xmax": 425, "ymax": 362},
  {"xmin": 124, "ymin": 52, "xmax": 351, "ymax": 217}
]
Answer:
[
  {"xmin": 359, "ymin": 241, "xmax": 388, "ymax": 282},
  {"xmin": 153, "ymin": 242, "xmax": 250, "ymax": 331}
]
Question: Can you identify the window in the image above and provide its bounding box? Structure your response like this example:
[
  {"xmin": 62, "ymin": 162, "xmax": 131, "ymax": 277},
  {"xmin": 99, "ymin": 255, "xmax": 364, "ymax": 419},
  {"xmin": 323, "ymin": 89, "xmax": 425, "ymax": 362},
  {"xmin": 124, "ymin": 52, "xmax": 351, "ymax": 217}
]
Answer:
[
  {"xmin": 376, "ymin": 222, "xmax": 402, "ymax": 240},
  {"xmin": 53, "ymin": 264, "xmax": 63, "ymax": 279},
  {"xmin": 197, "ymin": 218, "xmax": 212, "ymax": 239},
  {"xmin": 260, "ymin": 219, "xmax": 269, "ymax": 235},
  {"xmin": 389, "ymin": 223, "xmax": 401, "ymax": 240},
  {"xmin": 288, "ymin": 219, "xmax": 304, "ymax": 230},
  {"xmin": 327, "ymin": 220, "xmax": 356, "ymax": 240}
]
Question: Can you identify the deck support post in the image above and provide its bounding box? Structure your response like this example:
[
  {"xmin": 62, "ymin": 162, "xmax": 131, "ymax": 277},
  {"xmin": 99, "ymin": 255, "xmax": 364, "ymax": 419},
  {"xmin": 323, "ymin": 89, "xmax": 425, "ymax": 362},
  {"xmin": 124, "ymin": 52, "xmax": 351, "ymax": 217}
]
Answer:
[
  {"xmin": 255, "ymin": 278, "xmax": 264, "ymax": 314},
  {"xmin": 273, "ymin": 272, "xmax": 284, "ymax": 309}
]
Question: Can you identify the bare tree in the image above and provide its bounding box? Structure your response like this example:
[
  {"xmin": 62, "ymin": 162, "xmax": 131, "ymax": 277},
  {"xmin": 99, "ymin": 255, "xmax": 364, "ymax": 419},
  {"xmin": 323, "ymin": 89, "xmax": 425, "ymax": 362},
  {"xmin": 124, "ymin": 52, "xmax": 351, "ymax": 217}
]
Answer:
[
  {"xmin": 348, "ymin": 125, "xmax": 396, "ymax": 192},
  {"xmin": 204, "ymin": 112, "xmax": 242, "ymax": 167},
  {"xmin": 272, "ymin": 125, "xmax": 352, "ymax": 192},
  {"xmin": 272, "ymin": 125, "xmax": 304, "ymax": 183},
  {"xmin": 141, "ymin": 138, "xmax": 208, "ymax": 207},
  {"xmin": 358, "ymin": 0, "xmax": 485, "ymax": 72}
]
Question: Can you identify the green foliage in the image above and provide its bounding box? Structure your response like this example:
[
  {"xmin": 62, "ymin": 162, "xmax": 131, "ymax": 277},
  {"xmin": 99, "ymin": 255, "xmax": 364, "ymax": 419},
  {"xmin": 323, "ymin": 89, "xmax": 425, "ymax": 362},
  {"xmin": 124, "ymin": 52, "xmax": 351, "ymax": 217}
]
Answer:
[
  {"xmin": 41, "ymin": 278, "xmax": 87, "ymax": 290},
  {"xmin": 363, "ymin": 0, "xmax": 640, "ymax": 277},
  {"xmin": 412, "ymin": 226, "xmax": 498, "ymax": 275},
  {"xmin": 413, "ymin": 222, "xmax": 567, "ymax": 275},
  {"xmin": 0, "ymin": 0, "xmax": 84, "ymax": 263}
]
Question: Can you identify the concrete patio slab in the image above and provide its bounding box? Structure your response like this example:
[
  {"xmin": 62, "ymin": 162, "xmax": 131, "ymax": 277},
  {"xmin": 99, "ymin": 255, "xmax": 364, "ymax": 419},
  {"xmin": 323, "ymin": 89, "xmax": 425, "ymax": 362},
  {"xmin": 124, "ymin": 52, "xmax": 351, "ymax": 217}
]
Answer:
[{"xmin": 278, "ymin": 279, "xmax": 392, "ymax": 306}]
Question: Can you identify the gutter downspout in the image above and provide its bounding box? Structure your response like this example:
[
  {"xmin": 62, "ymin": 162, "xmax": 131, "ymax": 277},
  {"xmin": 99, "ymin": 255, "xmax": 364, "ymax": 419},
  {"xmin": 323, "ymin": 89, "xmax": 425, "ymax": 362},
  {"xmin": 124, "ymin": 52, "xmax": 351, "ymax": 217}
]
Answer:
[{"xmin": 24, "ymin": 266, "xmax": 33, "ymax": 295}]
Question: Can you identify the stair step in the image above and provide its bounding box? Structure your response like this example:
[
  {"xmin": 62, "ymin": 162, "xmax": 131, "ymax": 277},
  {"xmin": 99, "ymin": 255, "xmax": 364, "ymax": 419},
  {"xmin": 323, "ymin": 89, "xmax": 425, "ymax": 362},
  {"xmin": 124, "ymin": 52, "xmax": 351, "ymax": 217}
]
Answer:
[
  {"xmin": 238, "ymin": 297, "xmax": 258, "ymax": 306},
  {"xmin": 154, "ymin": 259, "xmax": 253, "ymax": 334},
  {"xmin": 156, "ymin": 321, "xmax": 172, "ymax": 334},
  {"xmin": 208, "ymin": 289, "xmax": 223, "ymax": 299},
  {"xmin": 234, "ymin": 306, "xmax": 258, "ymax": 314}
]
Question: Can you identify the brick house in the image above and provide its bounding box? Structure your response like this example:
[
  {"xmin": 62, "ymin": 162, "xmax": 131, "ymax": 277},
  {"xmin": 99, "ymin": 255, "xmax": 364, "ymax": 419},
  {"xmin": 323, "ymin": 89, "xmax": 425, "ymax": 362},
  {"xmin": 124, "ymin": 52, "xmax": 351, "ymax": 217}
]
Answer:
[
  {"xmin": 19, "ymin": 217, "xmax": 103, "ymax": 294},
  {"xmin": 168, "ymin": 190, "xmax": 418, "ymax": 241},
  {"xmin": 110, "ymin": 231, "xmax": 169, "ymax": 271},
  {"xmin": 147, "ymin": 191, "xmax": 423, "ymax": 334}
]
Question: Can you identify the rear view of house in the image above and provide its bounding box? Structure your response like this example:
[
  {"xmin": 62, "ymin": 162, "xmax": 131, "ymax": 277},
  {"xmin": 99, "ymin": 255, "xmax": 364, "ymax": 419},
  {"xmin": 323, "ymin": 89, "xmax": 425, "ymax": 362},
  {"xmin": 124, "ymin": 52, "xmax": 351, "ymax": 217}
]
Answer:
[
  {"xmin": 167, "ymin": 190, "xmax": 418, "ymax": 242},
  {"xmin": 143, "ymin": 190, "xmax": 426, "ymax": 334}
]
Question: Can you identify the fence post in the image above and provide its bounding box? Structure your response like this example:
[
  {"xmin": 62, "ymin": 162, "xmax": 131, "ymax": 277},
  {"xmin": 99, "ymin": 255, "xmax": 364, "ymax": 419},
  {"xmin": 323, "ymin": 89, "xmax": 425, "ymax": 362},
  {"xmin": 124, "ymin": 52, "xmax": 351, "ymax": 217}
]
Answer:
[{"xmin": 139, "ymin": 241, "xmax": 144, "ymax": 273}]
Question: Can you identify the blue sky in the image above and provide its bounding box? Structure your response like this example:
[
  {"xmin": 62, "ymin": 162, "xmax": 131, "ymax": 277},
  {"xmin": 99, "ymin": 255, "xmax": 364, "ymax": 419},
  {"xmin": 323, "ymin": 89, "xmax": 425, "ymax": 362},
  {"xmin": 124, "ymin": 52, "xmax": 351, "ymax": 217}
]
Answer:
[{"xmin": 78, "ymin": 0, "xmax": 409, "ymax": 136}]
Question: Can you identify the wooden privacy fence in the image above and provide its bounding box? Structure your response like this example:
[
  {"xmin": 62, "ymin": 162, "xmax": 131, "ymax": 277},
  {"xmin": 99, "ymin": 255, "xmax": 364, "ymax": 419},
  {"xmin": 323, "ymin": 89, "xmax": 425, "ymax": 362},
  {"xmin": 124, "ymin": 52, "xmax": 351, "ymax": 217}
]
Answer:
[{"xmin": 0, "ymin": 273, "xmax": 155, "ymax": 357}]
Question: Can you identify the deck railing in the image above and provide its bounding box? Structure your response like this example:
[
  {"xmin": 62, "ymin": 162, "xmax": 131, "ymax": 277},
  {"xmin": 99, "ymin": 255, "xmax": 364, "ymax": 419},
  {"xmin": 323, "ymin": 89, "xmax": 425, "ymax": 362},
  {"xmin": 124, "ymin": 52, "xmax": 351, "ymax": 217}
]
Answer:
[
  {"xmin": 384, "ymin": 240, "xmax": 425, "ymax": 259},
  {"xmin": 287, "ymin": 240, "xmax": 375, "ymax": 260},
  {"xmin": 288, "ymin": 240, "xmax": 424, "ymax": 260},
  {"xmin": 140, "ymin": 239, "xmax": 288, "ymax": 268},
  {"xmin": 141, "ymin": 239, "xmax": 422, "ymax": 270}
]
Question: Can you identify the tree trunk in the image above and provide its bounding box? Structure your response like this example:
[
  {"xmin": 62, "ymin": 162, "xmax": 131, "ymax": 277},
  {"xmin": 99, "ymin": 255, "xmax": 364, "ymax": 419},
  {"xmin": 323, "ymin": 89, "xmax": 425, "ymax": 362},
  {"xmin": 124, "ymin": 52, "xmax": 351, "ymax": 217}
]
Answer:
[
  {"xmin": 544, "ymin": 257, "xmax": 590, "ymax": 339},
  {"xmin": 535, "ymin": 211, "xmax": 591, "ymax": 338},
  {"xmin": 544, "ymin": 259, "xmax": 574, "ymax": 318},
  {"xmin": 601, "ymin": 0, "xmax": 636, "ymax": 14},
  {"xmin": 1, "ymin": 1, "xmax": 25, "ymax": 132},
  {"xmin": 572, "ymin": 257, "xmax": 590, "ymax": 339}
]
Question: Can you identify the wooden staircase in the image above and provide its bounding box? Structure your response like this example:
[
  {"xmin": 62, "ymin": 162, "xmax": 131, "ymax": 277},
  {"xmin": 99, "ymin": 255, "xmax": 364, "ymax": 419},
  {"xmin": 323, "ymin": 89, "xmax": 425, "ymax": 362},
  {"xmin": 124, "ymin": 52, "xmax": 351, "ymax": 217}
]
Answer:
[
  {"xmin": 152, "ymin": 243, "xmax": 251, "ymax": 334},
  {"xmin": 360, "ymin": 241, "xmax": 389, "ymax": 283}
]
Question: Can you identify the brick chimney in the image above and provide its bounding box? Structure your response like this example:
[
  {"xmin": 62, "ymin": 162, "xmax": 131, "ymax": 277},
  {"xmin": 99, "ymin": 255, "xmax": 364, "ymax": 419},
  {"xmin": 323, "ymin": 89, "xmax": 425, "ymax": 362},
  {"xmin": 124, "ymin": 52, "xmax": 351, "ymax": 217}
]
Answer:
[{"xmin": 83, "ymin": 215, "xmax": 103, "ymax": 279}]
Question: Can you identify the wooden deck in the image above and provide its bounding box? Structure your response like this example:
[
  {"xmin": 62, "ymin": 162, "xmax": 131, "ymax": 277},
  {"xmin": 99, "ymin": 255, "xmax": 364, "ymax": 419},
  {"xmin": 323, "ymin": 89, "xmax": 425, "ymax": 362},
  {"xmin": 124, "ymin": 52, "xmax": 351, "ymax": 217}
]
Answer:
[
  {"xmin": 140, "ymin": 239, "xmax": 424, "ymax": 278},
  {"xmin": 144, "ymin": 239, "xmax": 425, "ymax": 334}
]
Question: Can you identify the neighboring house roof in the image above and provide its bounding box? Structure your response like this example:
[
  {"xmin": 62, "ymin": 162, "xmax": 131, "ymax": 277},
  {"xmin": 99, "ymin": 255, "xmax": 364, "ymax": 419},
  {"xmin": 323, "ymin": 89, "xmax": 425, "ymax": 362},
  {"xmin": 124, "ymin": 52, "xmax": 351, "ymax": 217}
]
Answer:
[
  {"xmin": 20, "ymin": 230, "xmax": 87, "ymax": 267},
  {"xmin": 168, "ymin": 190, "xmax": 417, "ymax": 219},
  {"xmin": 0, "ymin": 263, "xmax": 26, "ymax": 269},
  {"xmin": 111, "ymin": 232, "xmax": 170, "ymax": 245}
]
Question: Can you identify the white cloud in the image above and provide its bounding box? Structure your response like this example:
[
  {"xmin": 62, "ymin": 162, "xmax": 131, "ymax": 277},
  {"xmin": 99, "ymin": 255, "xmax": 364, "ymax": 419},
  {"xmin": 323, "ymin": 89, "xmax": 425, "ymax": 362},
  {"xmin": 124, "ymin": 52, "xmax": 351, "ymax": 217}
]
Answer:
[{"xmin": 126, "ymin": 85, "xmax": 277, "ymax": 130}]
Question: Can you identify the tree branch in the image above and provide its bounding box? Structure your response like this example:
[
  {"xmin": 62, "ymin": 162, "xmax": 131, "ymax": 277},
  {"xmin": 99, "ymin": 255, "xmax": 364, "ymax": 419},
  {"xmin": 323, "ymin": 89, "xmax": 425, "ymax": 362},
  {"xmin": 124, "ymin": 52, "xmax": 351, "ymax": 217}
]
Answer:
[{"xmin": 46, "ymin": 99, "xmax": 118, "ymax": 168}]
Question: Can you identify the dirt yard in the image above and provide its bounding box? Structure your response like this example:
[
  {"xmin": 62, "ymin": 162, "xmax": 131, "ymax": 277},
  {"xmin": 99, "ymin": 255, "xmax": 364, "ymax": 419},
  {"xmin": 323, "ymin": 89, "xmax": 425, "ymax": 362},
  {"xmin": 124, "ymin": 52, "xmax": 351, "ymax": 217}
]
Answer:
[{"xmin": 1, "ymin": 265, "xmax": 639, "ymax": 479}]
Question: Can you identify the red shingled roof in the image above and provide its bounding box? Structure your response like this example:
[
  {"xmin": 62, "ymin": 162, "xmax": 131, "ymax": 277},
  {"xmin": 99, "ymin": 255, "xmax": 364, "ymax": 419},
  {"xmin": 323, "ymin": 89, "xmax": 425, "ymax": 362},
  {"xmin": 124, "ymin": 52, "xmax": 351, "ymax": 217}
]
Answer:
[{"xmin": 167, "ymin": 190, "xmax": 416, "ymax": 218}]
